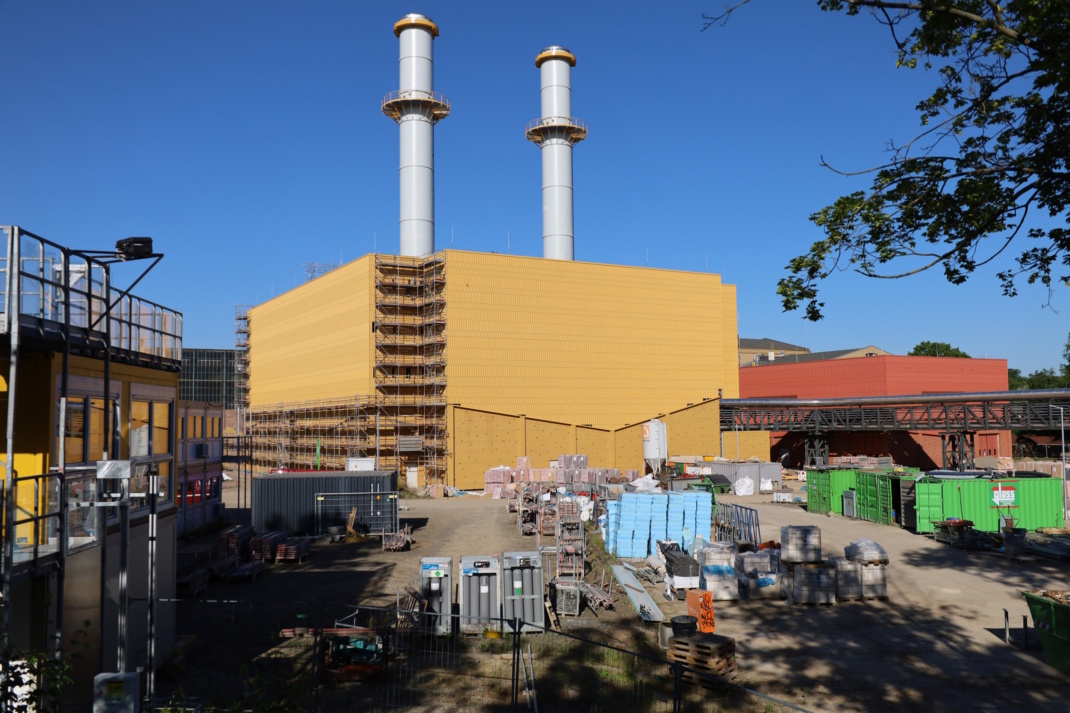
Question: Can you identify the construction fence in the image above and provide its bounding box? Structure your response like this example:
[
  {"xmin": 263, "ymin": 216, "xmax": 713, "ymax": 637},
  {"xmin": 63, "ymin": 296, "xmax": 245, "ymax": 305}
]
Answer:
[{"xmin": 153, "ymin": 600, "xmax": 804, "ymax": 713}]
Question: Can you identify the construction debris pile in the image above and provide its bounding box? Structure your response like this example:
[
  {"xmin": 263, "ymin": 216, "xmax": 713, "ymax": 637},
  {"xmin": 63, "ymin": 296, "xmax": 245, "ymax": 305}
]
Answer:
[{"xmin": 829, "ymin": 455, "xmax": 896, "ymax": 469}]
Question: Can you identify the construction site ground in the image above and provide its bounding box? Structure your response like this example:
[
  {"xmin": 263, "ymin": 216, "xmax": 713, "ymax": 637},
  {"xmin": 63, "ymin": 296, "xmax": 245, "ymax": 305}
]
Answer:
[{"xmin": 162, "ymin": 478, "xmax": 1070, "ymax": 712}]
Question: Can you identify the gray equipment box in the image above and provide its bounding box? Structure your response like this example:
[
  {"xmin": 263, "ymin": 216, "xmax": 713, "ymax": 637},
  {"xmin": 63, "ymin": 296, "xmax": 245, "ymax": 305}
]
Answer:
[
  {"xmin": 419, "ymin": 556, "xmax": 453, "ymax": 636},
  {"xmin": 501, "ymin": 550, "xmax": 545, "ymax": 633},
  {"xmin": 459, "ymin": 555, "xmax": 501, "ymax": 634},
  {"xmin": 93, "ymin": 672, "xmax": 141, "ymax": 713}
]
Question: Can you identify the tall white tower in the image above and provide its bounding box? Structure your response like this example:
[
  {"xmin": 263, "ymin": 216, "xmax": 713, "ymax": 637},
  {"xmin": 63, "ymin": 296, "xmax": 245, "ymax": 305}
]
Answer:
[
  {"xmin": 382, "ymin": 13, "xmax": 450, "ymax": 257},
  {"xmin": 525, "ymin": 46, "xmax": 588, "ymax": 261}
]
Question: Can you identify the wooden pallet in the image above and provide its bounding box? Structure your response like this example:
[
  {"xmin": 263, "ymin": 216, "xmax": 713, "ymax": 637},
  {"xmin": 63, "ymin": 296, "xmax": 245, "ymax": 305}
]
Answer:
[
  {"xmin": 790, "ymin": 599, "xmax": 836, "ymax": 607},
  {"xmin": 838, "ymin": 595, "xmax": 889, "ymax": 602},
  {"xmin": 680, "ymin": 663, "xmax": 738, "ymax": 684},
  {"xmin": 668, "ymin": 634, "xmax": 735, "ymax": 659}
]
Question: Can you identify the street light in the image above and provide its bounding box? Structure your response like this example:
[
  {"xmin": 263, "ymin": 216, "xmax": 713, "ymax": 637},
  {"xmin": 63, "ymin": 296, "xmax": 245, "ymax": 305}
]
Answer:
[
  {"xmin": 1057, "ymin": 405, "xmax": 1068, "ymax": 521},
  {"xmin": 64, "ymin": 238, "xmax": 164, "ymax": 680}
]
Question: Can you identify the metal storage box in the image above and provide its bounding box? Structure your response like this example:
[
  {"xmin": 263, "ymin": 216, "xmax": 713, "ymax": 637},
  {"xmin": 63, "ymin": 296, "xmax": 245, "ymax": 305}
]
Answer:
[
  {"xmin": 553, "ymin": 581, "xmax": 582, "ymax": 617},
  {"xmin": 252, "ymin": 470, "xmax": 398, "ymax": 534},
  {"xmin": 419, "ymin": 557, "xmax": 452, "ymax": 636},
  {"xmin": 459, "ymin": 555, "xmax": 500, "ymax": 634},
  {"xmin": 843, "ymin": 490, "xmax": 857, "ymax": 519},
  {"xmin": 501, "ymin": 551, "xmax": 544, "ymax": 633},
  {"xmin": 780, "ymin": 526, "xmax": 822, "ymax": 563}
]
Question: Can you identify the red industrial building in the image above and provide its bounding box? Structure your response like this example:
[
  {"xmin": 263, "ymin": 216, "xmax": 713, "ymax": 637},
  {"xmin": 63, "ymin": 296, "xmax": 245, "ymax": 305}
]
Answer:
[{"xmin": 739, "ymin": 355, "xmax": 1011, "ymax": 469}]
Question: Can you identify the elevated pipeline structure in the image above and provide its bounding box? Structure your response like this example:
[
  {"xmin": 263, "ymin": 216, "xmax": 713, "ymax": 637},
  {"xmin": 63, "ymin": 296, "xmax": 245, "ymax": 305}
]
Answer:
[{"xmin": 720, "ymin": 389, "xmax": 1070, "ymax": 470}]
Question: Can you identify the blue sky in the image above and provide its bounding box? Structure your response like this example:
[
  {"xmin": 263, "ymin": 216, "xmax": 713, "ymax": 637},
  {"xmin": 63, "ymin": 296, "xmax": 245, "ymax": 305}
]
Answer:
[{"xmin": 3, "ymin": 2, "xmax": 1066, "ymax": 373}]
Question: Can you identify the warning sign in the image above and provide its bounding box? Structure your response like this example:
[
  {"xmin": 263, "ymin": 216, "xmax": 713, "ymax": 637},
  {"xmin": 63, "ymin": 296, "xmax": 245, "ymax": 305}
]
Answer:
[
  {"xmin": 990, "ymin": 483, "xmax": 1018, "ymax": 508},
  {"xmin": 642, "ymin": 425, "xmax": 651, "ymax": 440},
  {"xmin": 686, "ymin": 590, "xmax": 716, "ymax": 633}
]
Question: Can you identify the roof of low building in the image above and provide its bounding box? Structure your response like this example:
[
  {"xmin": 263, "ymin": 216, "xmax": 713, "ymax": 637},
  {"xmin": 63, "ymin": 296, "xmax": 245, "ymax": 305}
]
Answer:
[
  {"xmin": 746, "ymin": 345, "xmax": 891, "ymax": 366},
  {"xmin": 739, "ymin": 337, "xmax": 808, "ymax": 352}
]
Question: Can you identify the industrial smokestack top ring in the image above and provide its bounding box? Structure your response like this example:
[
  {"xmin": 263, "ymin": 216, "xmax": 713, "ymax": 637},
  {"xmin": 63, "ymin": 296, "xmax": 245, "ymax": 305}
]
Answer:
[
  {"xmin": 535, "ymin": 46, "xmax": 576, "ymax": 67},
  {"xmin": 394, "ymin": 13, "xmax": 439, "ymax": 37}
]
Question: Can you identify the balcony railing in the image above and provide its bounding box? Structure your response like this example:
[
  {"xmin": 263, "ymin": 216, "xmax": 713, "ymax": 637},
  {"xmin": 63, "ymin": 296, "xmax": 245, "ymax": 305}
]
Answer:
[
  {"xmin": 0, "ymin": 226, "xmax": 183, "ymax": 365},
  {"xmin": 6, "ymin": 468, "xmax": 99, "ymax": 572}
]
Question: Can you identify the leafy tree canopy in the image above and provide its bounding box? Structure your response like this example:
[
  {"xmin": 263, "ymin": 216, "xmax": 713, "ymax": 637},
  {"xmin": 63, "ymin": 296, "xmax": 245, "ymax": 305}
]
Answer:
[
  {"xmin": 707, "ymin": 1, "xmax": 1070, "ymax": 320},
  {"xmin": 909, "ymin": 340, "xmax": 970, "ymax": 357}
]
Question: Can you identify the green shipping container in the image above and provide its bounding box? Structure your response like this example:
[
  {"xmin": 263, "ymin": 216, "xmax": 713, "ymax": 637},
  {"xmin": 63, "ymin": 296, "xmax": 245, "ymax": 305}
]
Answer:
[
  {"xmin": 806, "ymin": 470, "xmax": 829, "ymax": 513},
  {"xmin": 855, "ymin": 471, "xmax": 894, "ymax": 525},
  {"xmin": 806, "ymin": 469, "xmax": 857, "ymax": 514},
  {"xmin": 914, "ymin": 477, "xmax": 1065, "ymax": 533}
]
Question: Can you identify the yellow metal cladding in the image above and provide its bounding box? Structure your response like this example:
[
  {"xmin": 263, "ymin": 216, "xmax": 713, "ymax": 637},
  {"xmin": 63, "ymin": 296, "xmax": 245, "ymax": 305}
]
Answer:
[
  {"xmin": 447, "ymin": 399, "xmax": 724, "ymax": 489},
  {"xmin": 249, "ymin": 256, "xmax": 374, "ymax": 406},
  {"xmin": 723, "ymin": 430, "xmax": 771, "ymax": 461},
  {"xmin": 443, "ymin": 250, "xmax": 738, "ymax": 428}
]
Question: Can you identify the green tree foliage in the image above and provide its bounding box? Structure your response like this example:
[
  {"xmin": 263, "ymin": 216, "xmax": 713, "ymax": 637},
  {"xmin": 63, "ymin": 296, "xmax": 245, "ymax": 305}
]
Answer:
[
  {"xmin": 707, "ymin": 1, "xmax": 1070, "ymax": 320},
  {"xmin": 1009, "ymin": 367, "xmax": 1069, "ymax": 389},
  {"xmin": 908, "ymin": 341, "xmax": 970, "ymax": 357}
]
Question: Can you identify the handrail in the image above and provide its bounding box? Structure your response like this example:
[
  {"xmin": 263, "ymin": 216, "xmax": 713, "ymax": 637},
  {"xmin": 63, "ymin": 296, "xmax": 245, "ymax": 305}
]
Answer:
[
  {"xmin": 0, "ymin": 226, "xmax": 182, "ymax": 361},
  {"xmin": 381, "ymin": 89, "xmax": 450, "ymax": 108},
  {"xmin": 524, "ymin": 116, "xmax": 589, "ymax": 134}
]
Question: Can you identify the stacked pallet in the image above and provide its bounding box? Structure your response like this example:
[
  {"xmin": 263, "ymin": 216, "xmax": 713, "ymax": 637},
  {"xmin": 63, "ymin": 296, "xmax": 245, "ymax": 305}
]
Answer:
[
  {"xmin": 667, "ymin": 633, "xmax": 737, "ymax": 682},
  {"xmin": 556, "ymin": 502, "xmax": 585, "ymax": 580},
  {"xmin": 251, "ymin": 531, "xmax": 287, "ymax": 561},
  {"xmin": 780, "ymin": 526, "xmax": 836, "ymax": 605},
  {"xmin": 276, "ymin": 537, "xmax": 310, "ymax": 563},
  {"xmin": 220, "ymin": 524, "xmax": 254, "ymax": 558}
]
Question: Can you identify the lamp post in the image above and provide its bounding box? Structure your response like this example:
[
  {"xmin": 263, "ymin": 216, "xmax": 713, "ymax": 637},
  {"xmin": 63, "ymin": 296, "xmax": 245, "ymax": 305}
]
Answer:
[
  {"xmin": 1057, "ymin": 405, "xmax": 1067, "ymax": 521},
  {"xmin": 66, "ymin": 238, "xmax": 163, "ymax": 680}
]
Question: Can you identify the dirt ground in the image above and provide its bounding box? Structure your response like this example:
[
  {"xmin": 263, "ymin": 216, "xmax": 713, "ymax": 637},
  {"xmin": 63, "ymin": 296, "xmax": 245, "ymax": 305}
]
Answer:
[{"xmin": 163, "ymin": 478, "xmax": 1070, "ymax": 712}]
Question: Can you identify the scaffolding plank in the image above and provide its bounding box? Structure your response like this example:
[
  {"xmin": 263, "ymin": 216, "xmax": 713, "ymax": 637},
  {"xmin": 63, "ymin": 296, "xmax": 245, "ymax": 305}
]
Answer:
[{"xmin": 612, "ymin": 564, "xmax": 664, "ymax": 622}]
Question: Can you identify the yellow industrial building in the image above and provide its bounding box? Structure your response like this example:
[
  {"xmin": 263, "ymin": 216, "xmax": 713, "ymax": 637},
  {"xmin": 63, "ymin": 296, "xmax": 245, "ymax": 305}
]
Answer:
[
  {"xmin": 246, "ymin": 250, "xmax": 757, "ymax": 489},
  {"xmin": 243, "ymin": 14, "xmax": 760, "ymax": 489}
]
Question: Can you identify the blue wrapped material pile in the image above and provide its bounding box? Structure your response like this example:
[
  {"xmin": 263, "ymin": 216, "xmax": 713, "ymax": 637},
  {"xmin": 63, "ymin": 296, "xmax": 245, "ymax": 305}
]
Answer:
[
  {"xmin": 605, "ymin": 491, "xmax": 713, "ymax": 558},
  {"xmin": 604, "ymin": 501, "xmax": 620, "ymax": 554}
]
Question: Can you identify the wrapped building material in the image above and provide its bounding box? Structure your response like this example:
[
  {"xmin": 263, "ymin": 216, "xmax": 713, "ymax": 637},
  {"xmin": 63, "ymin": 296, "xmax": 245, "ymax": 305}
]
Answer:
[
  {"xmin": 781, "ymin": 526, "xmax": 822, "ymax": 563},
  {"xmin": 845, "ymin": 539, "xmax": 889, "ymax": 563},
  {"xmin": 791, "ymin": 566, "xmax": 836, "ymax": 605}
]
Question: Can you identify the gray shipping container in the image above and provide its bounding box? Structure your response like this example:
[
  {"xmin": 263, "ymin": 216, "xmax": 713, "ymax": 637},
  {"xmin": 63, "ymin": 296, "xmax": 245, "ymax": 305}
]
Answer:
[
  {"xmin": 252, "ymin": 470, "xmax": 398, "ymax": 534},
  {"xmin": 707, "ymin": 462, "xmax": 782, "ymax": 491}
]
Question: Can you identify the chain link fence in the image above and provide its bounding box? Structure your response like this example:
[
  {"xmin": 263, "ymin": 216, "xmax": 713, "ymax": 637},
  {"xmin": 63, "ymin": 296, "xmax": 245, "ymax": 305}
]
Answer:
[{"xmin": 155, "ymin": 600, "xmax": 806, "ymax": 713}]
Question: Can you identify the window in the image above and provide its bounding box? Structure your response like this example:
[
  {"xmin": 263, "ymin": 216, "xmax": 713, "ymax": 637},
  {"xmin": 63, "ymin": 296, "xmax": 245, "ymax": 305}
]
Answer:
[
  {"xmin": 58, "ymin": 396, "xmax": 117, "ymax": 465},
  {"xmin": 128, "ymin": 391, "xmax": 174, "ymax": 510}
]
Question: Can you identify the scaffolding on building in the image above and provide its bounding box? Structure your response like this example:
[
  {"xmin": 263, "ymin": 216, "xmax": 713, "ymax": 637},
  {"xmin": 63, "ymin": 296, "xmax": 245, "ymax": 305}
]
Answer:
[
  {"xmin": 241, "ymin": 255, "xmax": 448, "ymax": 486},
  {"xmin": 234, "ymin": 305, "xmax": 250, "ymax": 434}
]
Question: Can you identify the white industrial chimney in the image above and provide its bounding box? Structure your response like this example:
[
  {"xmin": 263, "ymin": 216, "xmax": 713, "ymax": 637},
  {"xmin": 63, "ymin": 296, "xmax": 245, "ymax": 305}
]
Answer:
[
  {"xmin": 382, "ymin": 13, "xmax": 450, "ymax": 257},
  {"xmin": 525, "ymin": 46, "xmax": 587, "ymax": 261}
]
